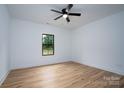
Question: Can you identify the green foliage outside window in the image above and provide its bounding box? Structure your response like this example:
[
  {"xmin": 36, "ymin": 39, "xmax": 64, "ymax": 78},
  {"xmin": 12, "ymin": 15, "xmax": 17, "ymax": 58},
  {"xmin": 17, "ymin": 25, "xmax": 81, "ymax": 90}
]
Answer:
[{"xmin": 42, "ymin": 34, "xmax": 54, "ymax": 56}]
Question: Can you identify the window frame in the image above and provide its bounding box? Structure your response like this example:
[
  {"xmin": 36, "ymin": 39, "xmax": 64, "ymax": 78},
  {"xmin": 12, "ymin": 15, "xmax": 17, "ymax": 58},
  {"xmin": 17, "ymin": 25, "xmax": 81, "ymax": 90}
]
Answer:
[{"xmin": 42, "ymin": 34, "xmax": 54, "ymax": 56}]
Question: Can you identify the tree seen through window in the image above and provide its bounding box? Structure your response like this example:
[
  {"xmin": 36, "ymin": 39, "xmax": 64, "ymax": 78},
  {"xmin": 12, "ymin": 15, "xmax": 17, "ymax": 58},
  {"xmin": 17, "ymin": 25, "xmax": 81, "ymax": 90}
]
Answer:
[{"xmin": 42, "ymin": 34, "xmax": 54, "ymax": 56}]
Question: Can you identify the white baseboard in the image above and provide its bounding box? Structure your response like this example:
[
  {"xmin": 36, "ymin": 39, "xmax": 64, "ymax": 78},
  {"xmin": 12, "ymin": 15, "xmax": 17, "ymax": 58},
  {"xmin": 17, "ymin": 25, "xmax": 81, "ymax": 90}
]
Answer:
[
  {"xmin": 0, "ymin": 71, "xmax": 10, "ymax": 86},
  {"xmin": 76, "ymin": 61, "xmax": 124, "ymax": 76}
]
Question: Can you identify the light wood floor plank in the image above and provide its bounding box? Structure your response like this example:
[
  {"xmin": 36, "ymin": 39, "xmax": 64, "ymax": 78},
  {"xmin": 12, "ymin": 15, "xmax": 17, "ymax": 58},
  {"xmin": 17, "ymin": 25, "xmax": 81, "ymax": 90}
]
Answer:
[{"xmin": 1, "ymin": 62, "xmax": 124, "ymax": 88}]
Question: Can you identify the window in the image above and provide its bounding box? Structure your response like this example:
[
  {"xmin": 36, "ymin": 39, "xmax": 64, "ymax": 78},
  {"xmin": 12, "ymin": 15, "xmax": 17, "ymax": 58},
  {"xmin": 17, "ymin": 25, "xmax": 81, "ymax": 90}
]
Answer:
[{"xmin": 42, "ymin": 34, "xmax": 54, "ymax": 56}]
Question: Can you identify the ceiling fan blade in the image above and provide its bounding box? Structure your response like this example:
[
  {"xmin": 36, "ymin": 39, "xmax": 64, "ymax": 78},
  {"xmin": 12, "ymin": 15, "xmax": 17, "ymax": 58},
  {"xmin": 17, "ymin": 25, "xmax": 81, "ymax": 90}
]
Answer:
[
  {"xmin": 51, "ymin": 9, "xmax": 63, "ymax": 14},
  {"xmin": 66, "ymin": 17, "xmax": 70, "ymax": 22},
  {"xmin": 67, "ymin": 4, "xmax": 73, "ymax": 11},
  {"xmin": 54, "ymin": 15, "xmax": 63, "ymax": 20},
  {"xmin": 69, "ymin": 13, "xmax": 81, "ymax": 16}
]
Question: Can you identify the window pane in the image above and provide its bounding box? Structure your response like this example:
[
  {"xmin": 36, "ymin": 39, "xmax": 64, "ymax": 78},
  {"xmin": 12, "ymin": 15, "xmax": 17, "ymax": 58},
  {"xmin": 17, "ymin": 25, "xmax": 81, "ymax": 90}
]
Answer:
[{"xmin": 42, "ymin": 34, "xmax": 54, "ymax": 56}]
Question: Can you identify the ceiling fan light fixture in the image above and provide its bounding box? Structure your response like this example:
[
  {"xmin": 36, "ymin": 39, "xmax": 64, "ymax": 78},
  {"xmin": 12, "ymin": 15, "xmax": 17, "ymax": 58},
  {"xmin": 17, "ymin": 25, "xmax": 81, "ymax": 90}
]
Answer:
[
  {"xmin": 63, "ymin": 14, "xmax": 68, "ymax": 18},
  {"xmin": 51, "ymin": 4, "xmax": 81, "ymax": 22}
]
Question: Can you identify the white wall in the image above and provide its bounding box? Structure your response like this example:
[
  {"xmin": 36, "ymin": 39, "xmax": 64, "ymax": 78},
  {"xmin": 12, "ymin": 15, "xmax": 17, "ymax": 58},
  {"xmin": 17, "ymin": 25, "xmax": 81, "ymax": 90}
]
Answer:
[
  {"xmin": 0, "ymin": 5, "xmax": 10, "ymax": 84},
  {"xmin": 1, "ymin": 5, "xmax": 124, "ymax": 78},
  {"xmin": 10, "ymin": 19, "xmax": 71, "ymax": 69},
  {"xmin": 72, "ymin": 11, "xmax": 124, "ymax": 75}
]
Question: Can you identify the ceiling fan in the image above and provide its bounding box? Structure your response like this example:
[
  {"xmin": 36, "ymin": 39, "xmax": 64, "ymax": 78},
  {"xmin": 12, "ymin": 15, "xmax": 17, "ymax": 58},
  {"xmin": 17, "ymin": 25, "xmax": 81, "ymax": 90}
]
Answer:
[{"xmin": 51, "ymin": 4, "xmax": 81, "ymax": 22}]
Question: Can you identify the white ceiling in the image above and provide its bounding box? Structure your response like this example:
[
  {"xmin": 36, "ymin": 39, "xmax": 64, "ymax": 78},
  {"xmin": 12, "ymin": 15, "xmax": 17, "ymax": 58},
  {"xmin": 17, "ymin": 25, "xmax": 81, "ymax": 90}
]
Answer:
[{"xmin": 7, "ymin": 4, "xmax": 124, "ymax": 30}]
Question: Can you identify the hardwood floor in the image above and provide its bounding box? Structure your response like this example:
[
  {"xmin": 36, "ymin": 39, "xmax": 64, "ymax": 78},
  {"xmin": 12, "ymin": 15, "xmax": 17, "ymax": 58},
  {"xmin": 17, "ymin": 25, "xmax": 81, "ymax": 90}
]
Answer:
[{"xmin": 1, "ymin": 62, "xmax": 124, "ymax": 88}]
